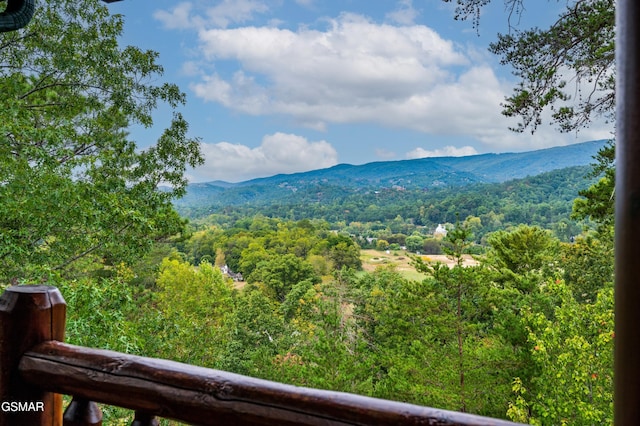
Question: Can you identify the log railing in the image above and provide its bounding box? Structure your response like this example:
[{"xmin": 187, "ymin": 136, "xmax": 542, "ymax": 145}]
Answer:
[{"xmin": 0, "ymin": 285, "xmax": 524, "ymax": 426}]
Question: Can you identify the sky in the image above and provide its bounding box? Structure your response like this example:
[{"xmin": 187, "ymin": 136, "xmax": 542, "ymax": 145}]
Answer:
[{"xmin": 105, "ymin": 0, "xmax": 613, "ymax": 183}]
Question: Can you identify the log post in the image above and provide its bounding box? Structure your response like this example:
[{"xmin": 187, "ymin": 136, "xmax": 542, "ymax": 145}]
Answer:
[
  {"xmin": 63, "ymin": 398, "xmax": 102, "ymax": 426},
  {"xmin": 0, "ymin": 285, "xmax": 66, "ymax": 426},
  {"xmin": 616, "ymin": 0, "xmax": 640, "ymax": 424},
  {"xmin": 131, "ymin": 411, "xmax": 159, "ymax": 426}
]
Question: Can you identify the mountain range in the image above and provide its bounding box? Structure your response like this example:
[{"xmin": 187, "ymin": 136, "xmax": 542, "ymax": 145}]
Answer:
[{"xmin": 175, "ymin": 139, "xmax": 607, "ymax": 211}]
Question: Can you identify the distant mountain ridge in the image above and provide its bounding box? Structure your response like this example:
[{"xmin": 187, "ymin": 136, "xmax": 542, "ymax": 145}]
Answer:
[{"xmin": 176, "ymin": 139, "xmax": 607, "ymax": 209}]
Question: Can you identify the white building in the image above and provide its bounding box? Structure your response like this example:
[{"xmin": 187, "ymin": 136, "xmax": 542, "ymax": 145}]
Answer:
[{"xmin": 434, "ymin": 224, "xmax": 447, "ymax": 238}]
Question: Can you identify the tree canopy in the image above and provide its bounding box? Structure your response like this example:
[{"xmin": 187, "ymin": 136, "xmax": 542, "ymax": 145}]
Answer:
[{"xmin": 0, "ymin": 0, "xmax": 203, "ymax": 280}]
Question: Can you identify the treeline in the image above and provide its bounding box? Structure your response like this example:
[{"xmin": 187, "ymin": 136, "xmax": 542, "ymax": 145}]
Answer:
[
  {"xmin": 52, "ymin": 214, "xmax": 613, "ymax": 424},
  {"xmin": 176, "ymin": 217, "xmax": 362, "ymax": 276},
  {"xmin": 179, "ymin": 166, "xmax": 593, "ymax": 244}
]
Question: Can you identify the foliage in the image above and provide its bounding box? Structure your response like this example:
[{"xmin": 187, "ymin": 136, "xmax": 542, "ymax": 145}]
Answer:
[
  {"xmin": 508, "ymin": 281, "xmax": 614, "ymax": 425},
  {"xmin": 572, "ymin": 139, "xmax": 615, "ymax": 232},
  {"xmin": 248, "ymin": 254, "xmax": 320, "ymax": 302},
  {"xmin": 58, "ymin": 272, "xmax": 144, "ymax": 354},
  {"xmin": 561, "ymin": 233, "xmax": 613, "ymax": 303},
  {"xmin": 0, "ymin": 0, "xmax": 202, "ymax": 281},
  {"xmin": 186, "ymin": 166, "xmax": 594, "ymax": 247},
  {"xmin": 326, "ymin": 233, "xmax": 363, "ymax": 270},
  {"xmin": 486, "ymin": 225, "xmax": 559, "ymax": 276},
  {"xmin": 37, "ymin": 205, "xmax": 613, "ymax": 423}
]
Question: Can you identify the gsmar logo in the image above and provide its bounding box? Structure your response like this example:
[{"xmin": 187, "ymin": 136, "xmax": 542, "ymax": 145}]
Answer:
[{"xmin": 1, "ymin": 401, "xmax": 45, "ymax": 412}]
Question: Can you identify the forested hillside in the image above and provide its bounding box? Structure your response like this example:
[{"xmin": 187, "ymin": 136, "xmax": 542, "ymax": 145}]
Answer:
[
  {"xmin": 182, "ymin": 165, "xmax": 595, "ymax": 245},
  {"xmin": 175, "ymin": 140, "xmax": 606, "ymax": 213}
]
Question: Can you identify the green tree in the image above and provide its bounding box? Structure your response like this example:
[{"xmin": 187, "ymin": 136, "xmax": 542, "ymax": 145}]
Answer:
[
  {"xmin": 441, "ymin": 220, "xmax": 473, "ymax": 266},
  {"xmin": 507, "ymin": 280, "xmax": 613, "ymax": 425},
  {"xmin": 486, "ymin": 225, "xmax": 559, "ymax": 277},
  {"xmin": 219, "ymin": 287, "xmax": 286, "ymax": 375},
  {"xmin": 324, "ymin": 234, "xmax": 362, "ymax": 271},
  {"xmin": 375, "ymin": 239, "xmax": 390, "ymax": 251},
  {"xmin": 572, "ymin": 139, "xmax": 615, "ymax": 232},
  {"xmin": 248, "ymin": 254, "xmax": 320, "ymax": 302},
  {"xmin": 0, "ymin": 0, "xmax": 202, "ymax": 280},
  {"xmin": 405, "ymin": 235, "xmax": 424, "ymax": 253},
  {"xmin": 413, "ymin": 226, "xmax": 498, "ymax": 413},
  {"xmin": 562, "ymin": 234, "xmax": 613, "ymax": 303}
]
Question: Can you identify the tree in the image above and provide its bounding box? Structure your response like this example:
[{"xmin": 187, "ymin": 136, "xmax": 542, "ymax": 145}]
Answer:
[
  {"xmin": 375, "ymin": 239, "xmax": 390, "ymax": 251},
  {"xmin": 405, "ymin": 235, "xmax": 424, "ymax": 253},
  {"xmin": 572, "ymin": 139, "xmax": 615, "ymax": 232},
  {"xmin": 442, "ymin": 220, "xmax": 473, "ymax": 266},
  {"xmin": 446, "ymin": 0, "xmax": 615, "ymax": 134},
  {"xmin": 248, "ymin": 254, "xmax": 320, "ymax": 302},
  {"xmin": 413, "ymin": 226, "xmax": 498, "ymax": 413},
  {"xmin": 325, "ymin": 234, "xmax": 362, "ymax": 271},
  {"xmin": 562, "ymin": 233, "xmax": 613, "ymax": 303},
  {"xmin": 154, "ymin": 258, "xmax": 233, "ymax": 366},
  {"xmin": 507, "ymin": 280, "xmax": 613, "ymax": 425},
  {"xmin": 486, "ymin": 225, "xmax": 559, "ymax": 277},
  {"xmin": 0, "ymin": 0, "xmax": 202, "ymax": 280}
]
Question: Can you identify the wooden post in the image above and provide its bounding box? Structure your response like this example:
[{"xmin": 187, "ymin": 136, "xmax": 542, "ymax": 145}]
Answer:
[
  {"xmin": 616, "ymin": 0, "xmax": 640, "ymax": 424},
  {"xmin": 63, "ymin": 398, "xmax": 102, "ymax": 426},
  {"xmin": 0, "ymin": 285, "xmax": 66, "ymax": 426},
  {"xmin": 131, "ymin": 411, "xmax": 159, "ymax": 426}
]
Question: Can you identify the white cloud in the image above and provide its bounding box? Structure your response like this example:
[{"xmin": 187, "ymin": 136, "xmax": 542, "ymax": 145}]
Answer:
[
  {"xmin": 191, "ymin": 13, "xmax": 476, "ymax": 128},
  {"xmin": 386, "ymin": 0, "xmax": 419, "ymax": 25},
  {"xmin": 206, "ymin": 0, "xmax": 269, "ymax": 28},
  {"xmin": 194, "ymin": 133, "xmax": 338, "ymax": 182},
  {"xmin": 153, "ymin": 3, "xmax": 194, "ymax": 30},
  {"xmin": 154, "ymin": 0, "xmax": 269, "ymax": 30},
  {"xmin": 406, "ymin": 145, "xmax": 478, "ymax": 159},
  {"xmin": 156, "ymin": 8, "xmax": 613, "ymax": 152}
]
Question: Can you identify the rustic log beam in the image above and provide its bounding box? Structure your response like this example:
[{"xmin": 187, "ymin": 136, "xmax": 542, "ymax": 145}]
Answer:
[
  {"xmin": 19, "ymin": 341, "xmax": 522, "ymax": 426},
  {"xmin": 0, "ymin": 285, "xmax": 66, "ymax": 426},
  {"xmin": 615, "ymin": 0, "xmax": 640, "ymax": 424}
]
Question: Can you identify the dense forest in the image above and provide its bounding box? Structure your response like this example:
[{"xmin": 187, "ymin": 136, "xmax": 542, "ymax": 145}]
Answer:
[
  {"xmin": 181, "ymin": 165, "xmax": 595, "ymax": 246},
  {"xmin": 55, "ymin": 140, "xmax": 616, "ymax": 423},
  {"xmin": 0, "ymin": 0, "xmax": 616, "ymax": 424},
  {"xmin": 57, "ymin": 199, "xmax": 614, "ymax": 423}
]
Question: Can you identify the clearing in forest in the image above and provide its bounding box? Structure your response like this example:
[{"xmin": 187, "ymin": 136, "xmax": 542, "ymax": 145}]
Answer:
[{"xmin": 360, "ymin": 249, "xmax": 479, "ymax": 280}]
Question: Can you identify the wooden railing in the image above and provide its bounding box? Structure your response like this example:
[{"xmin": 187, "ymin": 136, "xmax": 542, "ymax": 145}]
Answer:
[{"xmin": 0, "ymin": 285, "xmax": 524, "ymax": 426}]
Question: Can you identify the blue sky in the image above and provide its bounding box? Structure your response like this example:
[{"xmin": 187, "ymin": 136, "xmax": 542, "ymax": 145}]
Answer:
[{"xmin": 106, "ymin": 0, "xmax": 613, "ymax": 183}]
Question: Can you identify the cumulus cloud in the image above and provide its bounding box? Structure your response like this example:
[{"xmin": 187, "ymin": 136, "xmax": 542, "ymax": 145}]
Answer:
[
  {"xmin": 155, "ymin": 6, "xmax": 613, "ymax": 152},
  {"xmin": 194, "ymin": 133, "xmax": 338, "ymax": 182},
  {"xmin": 406, "ymin": 145, "xmax": 478, "ymax": 159},
  {"xmin": 189, "ymin": 13, "xmax": 492, "ymax": 129}
]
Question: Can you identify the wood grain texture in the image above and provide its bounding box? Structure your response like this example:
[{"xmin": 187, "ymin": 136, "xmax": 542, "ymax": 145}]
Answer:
[{"xmin": 20, "ymin": 341, "xmax": 522, "ymax": 426}]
